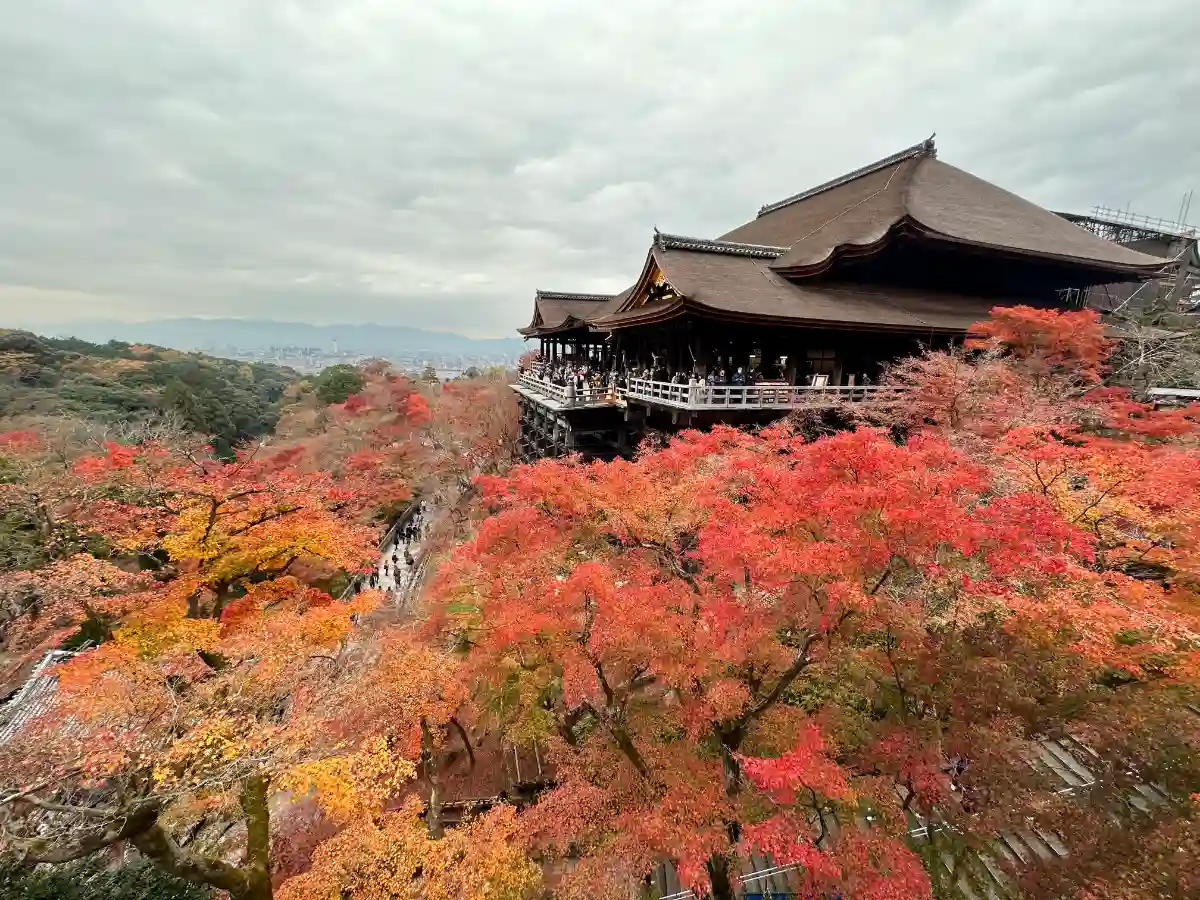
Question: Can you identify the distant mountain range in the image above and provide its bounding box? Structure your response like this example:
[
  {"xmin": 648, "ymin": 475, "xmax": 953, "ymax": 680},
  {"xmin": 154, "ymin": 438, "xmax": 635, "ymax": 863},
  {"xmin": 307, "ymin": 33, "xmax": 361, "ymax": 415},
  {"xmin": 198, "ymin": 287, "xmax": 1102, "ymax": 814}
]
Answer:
[{"xmin": 28, "ymin": 318, "xmax": 526, "ymax": 359}]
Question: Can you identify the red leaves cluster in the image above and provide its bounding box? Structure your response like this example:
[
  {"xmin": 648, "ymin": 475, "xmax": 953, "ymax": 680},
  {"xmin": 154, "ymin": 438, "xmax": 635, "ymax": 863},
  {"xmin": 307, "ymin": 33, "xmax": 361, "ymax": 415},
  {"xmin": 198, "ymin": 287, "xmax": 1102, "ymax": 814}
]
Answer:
[
  {"xmin": 71, "ymin": 440, "xmax": 140, "ymax": 476},
  {"xmin": 967, "ymin": 304, "xmax": 1112, "ymax": 384},
  {"xmin": 739, "ymin": 724, "xmax": 849, "ymax": 804},
  {"xmin": 428, "ymin": 307, "xmax": 1200, "ymax": 900},
  {"xmin": 0, "ymin": 429, "xmax": 41, "ymax": 450}
]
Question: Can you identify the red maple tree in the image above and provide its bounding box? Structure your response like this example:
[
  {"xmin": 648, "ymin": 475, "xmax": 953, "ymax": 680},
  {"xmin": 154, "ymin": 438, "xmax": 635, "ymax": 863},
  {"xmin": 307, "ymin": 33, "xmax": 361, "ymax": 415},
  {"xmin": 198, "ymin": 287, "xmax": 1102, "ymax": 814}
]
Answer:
[
  {"xmin": 3, "ymin": 327, "xmax": 1197, "ymax": 900},
  {"xmin": 429, "ymin": 308, "xmax": 1199, "ymax": 900}
]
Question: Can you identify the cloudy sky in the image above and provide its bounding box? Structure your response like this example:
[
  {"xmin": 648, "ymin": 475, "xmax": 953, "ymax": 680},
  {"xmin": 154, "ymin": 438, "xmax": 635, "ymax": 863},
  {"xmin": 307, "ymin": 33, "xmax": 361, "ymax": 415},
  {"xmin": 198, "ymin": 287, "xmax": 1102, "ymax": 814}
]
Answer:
[{"xmin": 1, "ymin": 0, "xmax": 1197, "ymax": 338}]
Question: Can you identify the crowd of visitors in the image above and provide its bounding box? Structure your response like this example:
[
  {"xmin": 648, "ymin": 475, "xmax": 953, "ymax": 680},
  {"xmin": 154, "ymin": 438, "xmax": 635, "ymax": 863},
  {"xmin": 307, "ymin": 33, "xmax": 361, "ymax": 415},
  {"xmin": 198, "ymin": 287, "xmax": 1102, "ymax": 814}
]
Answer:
[
  {"xmin": 352, "ymin": 502, "xmax": 428, "ymax": 601},
  {"xmin": 518, "ymin": 356, "xmax": 838, "ymax": 405}
]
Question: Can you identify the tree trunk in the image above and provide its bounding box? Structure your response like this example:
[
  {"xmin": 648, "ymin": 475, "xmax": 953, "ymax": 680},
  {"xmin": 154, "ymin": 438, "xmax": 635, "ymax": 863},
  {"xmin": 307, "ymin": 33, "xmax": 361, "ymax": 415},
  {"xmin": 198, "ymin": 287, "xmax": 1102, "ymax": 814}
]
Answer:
[
  {"xmin": 421, "ymin": 718, "xmax": 445, "ymax": 839},
  {"xmin": 717, "ymin": 737, "xmax": 742, "ymax": 797},
  {"xmin": 610, "ymin": 722, "xmax": 651, "ymax": 780},
  {"xmin": 711, "ymin": 734, "xmax": 744, "ymax": 900},
  {"xmin": 131, "ymin": 821, "xmax": 261, "ymax": 899},
  {"xmin": 239, "ymin": 775, "xmax": 274, "ymax": 900},
  {"xmin": 707, "ymin": 853, "xmax": 736, "ymax": 900},
  {"xmin": 132, "ymin": 777, "xmax": 275, "ymax": 900}
]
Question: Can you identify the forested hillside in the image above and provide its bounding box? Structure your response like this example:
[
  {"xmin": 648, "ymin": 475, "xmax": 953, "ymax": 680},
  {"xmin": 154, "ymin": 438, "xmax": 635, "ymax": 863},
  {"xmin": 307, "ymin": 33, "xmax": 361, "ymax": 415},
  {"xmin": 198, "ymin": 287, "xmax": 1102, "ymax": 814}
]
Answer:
[
  {"xmin": 0, "ymin": 330, "xmax": 297, "ymax": 455},
  {"xmin": 0, "ymin": 313, "xmax": 1196, "ymax": 900}
]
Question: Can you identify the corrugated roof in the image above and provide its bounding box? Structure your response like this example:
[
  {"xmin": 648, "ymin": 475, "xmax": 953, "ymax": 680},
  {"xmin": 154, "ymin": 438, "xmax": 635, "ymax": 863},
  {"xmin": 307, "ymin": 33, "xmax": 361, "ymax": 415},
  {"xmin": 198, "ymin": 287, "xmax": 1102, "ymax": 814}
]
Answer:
[{"xmin": 0, "ymin": 649, "xmax": 72, "ymax": 745}]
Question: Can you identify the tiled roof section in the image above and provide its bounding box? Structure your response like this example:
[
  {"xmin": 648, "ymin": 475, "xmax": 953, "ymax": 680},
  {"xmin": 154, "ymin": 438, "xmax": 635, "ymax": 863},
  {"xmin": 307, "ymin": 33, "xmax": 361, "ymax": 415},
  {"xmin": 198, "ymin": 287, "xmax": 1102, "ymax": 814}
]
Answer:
[
  {"xmin": 756, "ymin": 136, "xmax": 936, "ymax": 217},
  {"xmin": 719, "ymin": 150, "xmax": 922, "ymax": 250},
  {"xmin": 0, "ymin": 649, "xmax": 72, "ymax": 745},
  {"xmin": 592, "ymin": 243, "xmax": 1018, "ymax": 333},
  {"xmin": 721, "ymin": 137, "xmax": 1165, "ymax": 277},
  {"xmin": 904, "ymin": 158, "xmax": 1171, "ymax": 271},
  {"xmin": 522, "ymin": 287, "xmax": 634, "ymax": 336},
  {"xmin": 591, "ymin": 297, "xmax": 684, "ymax": 328},
  {"xmin": 522, "ymin": 290, "xmax": 615, "ymax": 335},
  {"xmin": 594, "ymin": 286, "xmax": 634, "ymax": 317},
  {"xmin": 522, "ymin": 142, "xmax": 1167, "ymax": 339},
  {"xmin": 654, "ymin": 232, "xmax": 786, "ymax": 259},
  {"xmin": 659, "ymin": 243, "xmax": 994, "ymax": 330},
  {"xmin": 538, "ymin": 297, "xmax": 607, "ymax": 325}
]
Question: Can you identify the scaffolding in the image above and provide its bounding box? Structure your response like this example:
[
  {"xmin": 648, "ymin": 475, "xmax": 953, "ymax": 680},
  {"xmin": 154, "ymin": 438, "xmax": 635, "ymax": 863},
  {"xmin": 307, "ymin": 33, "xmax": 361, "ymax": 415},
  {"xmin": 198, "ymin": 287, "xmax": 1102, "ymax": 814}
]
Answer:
[{"xmin": 1061, "ymin": 204, "xmax": 1197, "ymax": 245}]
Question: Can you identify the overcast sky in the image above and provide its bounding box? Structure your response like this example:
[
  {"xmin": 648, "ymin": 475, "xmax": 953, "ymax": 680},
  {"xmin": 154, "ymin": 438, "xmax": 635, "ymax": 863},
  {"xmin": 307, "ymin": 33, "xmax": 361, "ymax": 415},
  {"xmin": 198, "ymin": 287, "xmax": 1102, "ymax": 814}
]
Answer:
[{"xmin": 1, "ymin": 1, "xmax": 1197, "ymax": 338}]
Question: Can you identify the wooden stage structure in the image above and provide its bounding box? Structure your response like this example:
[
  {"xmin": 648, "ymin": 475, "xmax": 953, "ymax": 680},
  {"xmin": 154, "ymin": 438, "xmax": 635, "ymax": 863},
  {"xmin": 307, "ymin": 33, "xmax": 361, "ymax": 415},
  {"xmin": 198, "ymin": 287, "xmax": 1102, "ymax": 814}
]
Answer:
[{"xmin": 514, "ymin": 138, "xmax": 1165, "ymax": 461}]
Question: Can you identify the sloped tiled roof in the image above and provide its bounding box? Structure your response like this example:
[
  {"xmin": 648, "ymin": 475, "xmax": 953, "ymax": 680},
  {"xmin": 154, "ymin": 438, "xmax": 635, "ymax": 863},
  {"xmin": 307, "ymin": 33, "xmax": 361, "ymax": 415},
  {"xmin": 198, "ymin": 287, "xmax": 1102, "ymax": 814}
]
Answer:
[
  {"xmin": 520, "ymin": 139, "xmax": 1167, "ymax": 339},
  {"xmin": 722, "ymin": 143, "xmax": 926, "ymax": 251},
  {"xmin": 519, "ymin": 291, "xmax": 613, "ymax": 336},
  {"xmin": 721, "ymin": 139, "xmax": 1166, "ymax": 278},
  {"xmin": 520, "ymin": 288, "xmax": 632, "ymax": 336},
  {"xmin": 591, "ymin": 240, "xmax": 1022, "ymax": 334},
  {"xmin": 0, "ymin": 650, "xmax": 72, "ymax": 745}
]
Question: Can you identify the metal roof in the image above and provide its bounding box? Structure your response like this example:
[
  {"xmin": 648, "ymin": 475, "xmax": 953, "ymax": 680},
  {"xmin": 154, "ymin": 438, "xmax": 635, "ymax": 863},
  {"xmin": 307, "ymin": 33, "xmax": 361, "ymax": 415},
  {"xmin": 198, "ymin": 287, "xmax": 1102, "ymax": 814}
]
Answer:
[
  {"xmin": 649, "ymin": 734, "xmax": 1173, "ymax": 900},
  {"xmin": 0, "ymin": 649, "xmax": 73, "ymax": 745}
]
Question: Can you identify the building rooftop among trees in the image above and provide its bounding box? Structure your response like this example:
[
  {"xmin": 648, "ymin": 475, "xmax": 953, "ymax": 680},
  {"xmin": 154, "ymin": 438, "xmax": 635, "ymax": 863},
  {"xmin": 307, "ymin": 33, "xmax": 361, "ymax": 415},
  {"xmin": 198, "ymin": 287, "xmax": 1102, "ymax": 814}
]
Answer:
[{"xmin": 513, "ymin": 138, "xmax": 1167, "ymax": 461}]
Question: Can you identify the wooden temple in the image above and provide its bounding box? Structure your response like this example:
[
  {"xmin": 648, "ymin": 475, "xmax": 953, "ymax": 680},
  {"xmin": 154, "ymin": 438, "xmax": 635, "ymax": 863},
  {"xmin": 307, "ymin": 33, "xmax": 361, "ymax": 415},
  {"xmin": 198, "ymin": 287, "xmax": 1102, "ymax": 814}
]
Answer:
[{"xmin": 514, "ymin": 138, "xmax": 1165, "ymax": 461}]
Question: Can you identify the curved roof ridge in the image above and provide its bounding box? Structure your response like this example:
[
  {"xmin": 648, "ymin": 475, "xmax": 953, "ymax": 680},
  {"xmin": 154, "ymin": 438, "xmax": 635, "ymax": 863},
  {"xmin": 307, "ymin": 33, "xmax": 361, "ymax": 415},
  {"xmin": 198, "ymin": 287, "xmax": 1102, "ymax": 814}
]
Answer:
[
  {"xmin": 756, "ymin": 136, "xmax": 936, "ymax": 218},
  {"xmin": 898, "ymin": 146, "xmax": 931, "ymax": 215},
  {"xmin": 534, "ymin": 290, "xmax": 613, "ymax": 302},
  {"xmin": 654, "ymin": 231, "xmax": 786, "ymax": 259}
]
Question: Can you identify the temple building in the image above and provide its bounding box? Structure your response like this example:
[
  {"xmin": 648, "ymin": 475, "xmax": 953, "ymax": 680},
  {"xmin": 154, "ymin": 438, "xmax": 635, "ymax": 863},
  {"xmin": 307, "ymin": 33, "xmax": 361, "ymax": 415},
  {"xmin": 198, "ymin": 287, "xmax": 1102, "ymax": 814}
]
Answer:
[{"xmin": 514, "ymin": 138, "xmax": 1166, "ymax": 461}]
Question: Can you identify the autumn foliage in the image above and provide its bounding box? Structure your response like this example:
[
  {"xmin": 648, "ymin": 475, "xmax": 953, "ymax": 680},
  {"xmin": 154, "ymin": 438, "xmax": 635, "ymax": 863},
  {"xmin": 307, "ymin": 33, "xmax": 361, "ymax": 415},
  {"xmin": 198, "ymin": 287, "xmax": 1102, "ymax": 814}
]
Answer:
[
  {"xmin": 0, "ymin": 370, "xmax": 525, "ymax": 900},
  {"xmin": 428, "ymin": 306, "xmax": 1199, "ymax": 900},
  {"xmin": 2, "ymin": 320, "xmax": 1198, "ymax": 900}
]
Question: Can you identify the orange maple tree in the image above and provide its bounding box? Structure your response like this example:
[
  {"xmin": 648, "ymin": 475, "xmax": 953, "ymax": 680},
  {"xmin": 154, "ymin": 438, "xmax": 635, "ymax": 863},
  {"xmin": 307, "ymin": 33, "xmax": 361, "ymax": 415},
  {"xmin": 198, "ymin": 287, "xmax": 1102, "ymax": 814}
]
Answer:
[
  {"xmin": 0, "ymin": 438, "xmax": 390, "ymax": 898},
  {"xmin": 3, "ymin": 326, "xmax": 1197, "ymax": 900},
  {"xmin": 0, "ymin": 370, "xmax": 532, "ymax": 900},
  {"xmin": 428, "ymin": 307, "xmax": 1199, "ymax": 900}
]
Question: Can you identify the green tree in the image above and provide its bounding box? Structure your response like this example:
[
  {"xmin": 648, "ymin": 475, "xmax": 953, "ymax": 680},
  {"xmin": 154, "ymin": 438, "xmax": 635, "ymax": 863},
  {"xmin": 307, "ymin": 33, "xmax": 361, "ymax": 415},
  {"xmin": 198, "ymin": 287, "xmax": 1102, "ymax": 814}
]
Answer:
[
  {"xmin": 0, "ymin": 857, "xmax": 213, "ymax": 900},
  {"xmin": 0, "ymin": 331, "xmax": 296, "ymax": 454},
  {"xmin": 313, "ymin": 364, "xmax": 364, "ymax": 405}
]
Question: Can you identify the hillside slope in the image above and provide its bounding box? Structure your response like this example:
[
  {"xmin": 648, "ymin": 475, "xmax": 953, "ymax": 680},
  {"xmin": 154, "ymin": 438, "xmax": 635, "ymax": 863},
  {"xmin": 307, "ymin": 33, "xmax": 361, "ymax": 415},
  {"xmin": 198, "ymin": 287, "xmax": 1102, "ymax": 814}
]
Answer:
[
  {"xmin": 32, "ymin": 318, "xmax": 525, "ymax": 358},
  {"xmin": 0, "ymin": 330, "xmax": 298, "ymax": 454}
]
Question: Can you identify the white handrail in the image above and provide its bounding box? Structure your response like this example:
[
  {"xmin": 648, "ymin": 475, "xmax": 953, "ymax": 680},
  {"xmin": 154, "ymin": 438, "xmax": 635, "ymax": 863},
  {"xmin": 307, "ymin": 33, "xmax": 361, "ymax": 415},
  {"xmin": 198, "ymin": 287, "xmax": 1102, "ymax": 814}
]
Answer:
[
  {"xmin": 516, "ymin": 373, "xmax": 617, "ymax": 408},
  {"xmin": 622, "ymin": 378, "xmax": 897, "ymax": 410}
]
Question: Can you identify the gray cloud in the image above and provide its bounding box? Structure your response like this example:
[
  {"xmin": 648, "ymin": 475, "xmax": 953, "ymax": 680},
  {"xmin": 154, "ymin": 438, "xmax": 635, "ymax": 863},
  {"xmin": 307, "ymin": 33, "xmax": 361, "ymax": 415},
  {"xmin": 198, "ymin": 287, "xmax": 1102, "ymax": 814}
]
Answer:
[{"xmin": 0, "ymin": 0, "xmax": 1196, "ymax": 338}]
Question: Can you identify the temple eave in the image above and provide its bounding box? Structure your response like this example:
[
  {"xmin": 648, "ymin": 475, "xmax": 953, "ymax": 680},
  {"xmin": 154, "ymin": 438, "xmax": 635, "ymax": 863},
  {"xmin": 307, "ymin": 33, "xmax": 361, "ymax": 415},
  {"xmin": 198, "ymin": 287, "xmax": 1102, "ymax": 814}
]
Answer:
[{"xmin": 514, "ymin": 138, "xmax": 1172, "ymax": 462}]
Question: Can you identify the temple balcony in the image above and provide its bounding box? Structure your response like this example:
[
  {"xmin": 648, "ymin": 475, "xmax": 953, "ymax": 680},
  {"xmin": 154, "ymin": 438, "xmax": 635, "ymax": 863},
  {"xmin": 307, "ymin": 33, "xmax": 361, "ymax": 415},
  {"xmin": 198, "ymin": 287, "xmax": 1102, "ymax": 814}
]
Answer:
[
  {"xmin": 621, "ymin": 377, "xmax": 899, "ymax": 411},
  {"xmin": 512, "ymin": 373, "xmax": 622, "ymax": 411}
]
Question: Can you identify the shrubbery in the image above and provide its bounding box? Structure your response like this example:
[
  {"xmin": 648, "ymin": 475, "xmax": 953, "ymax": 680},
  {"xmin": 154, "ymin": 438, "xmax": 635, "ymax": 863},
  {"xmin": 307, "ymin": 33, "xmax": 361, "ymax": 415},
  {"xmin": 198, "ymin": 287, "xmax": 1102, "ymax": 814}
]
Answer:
[
  {"xmin": 0, "ymin": 857, "xmax": 213, "ymax": 900},
  {"xmin": 312, "ymin": 363, "xmax": 364, "ymax": 405},
  {"xmin": 0, "ymin": 330, "xmax": 296, "ymax": 455}
]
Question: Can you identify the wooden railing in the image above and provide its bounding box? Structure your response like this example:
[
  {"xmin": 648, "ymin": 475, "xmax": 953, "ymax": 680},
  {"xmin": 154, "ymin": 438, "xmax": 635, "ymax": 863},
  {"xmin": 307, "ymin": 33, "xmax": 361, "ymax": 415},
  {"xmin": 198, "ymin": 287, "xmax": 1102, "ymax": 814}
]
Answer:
[
  {"xmin": 516, "ymin": 373, "xmax": 618, "ymax": 409},
  {"xmin": 622, "ymin": 378, "xmax": 896, "ymax": 410},
  {"xmin": 517, "ymin": 374, "xmax": 901, "ymax": 411}
]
